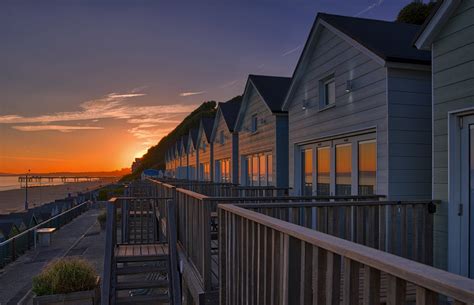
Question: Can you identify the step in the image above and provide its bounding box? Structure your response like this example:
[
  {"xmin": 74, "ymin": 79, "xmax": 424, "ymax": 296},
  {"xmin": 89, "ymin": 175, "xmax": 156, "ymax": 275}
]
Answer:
[
  {"xmin": 115, "ymin": 279, "xmax": 169, "ymax": 290},
  {"xmin": 116, "ymin": 294, "xmax": 170, "ymax": 305},
  {"xmin": 116, "ymin": 265, "xmax": 168, "ymax": 275},
  {"xmin": 116, "ymin": 256, "xmax": 168, "ymax": 263}
]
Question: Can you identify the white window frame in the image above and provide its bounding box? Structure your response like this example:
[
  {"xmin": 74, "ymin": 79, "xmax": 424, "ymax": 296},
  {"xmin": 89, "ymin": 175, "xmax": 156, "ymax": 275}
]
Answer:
[
  {"xmin": 299, "ymin": 133, "xmax": 376, "ymax": 196},
  {"xmin": 319, "ymin": 74, "xmax": 336, "ymax": 109}
]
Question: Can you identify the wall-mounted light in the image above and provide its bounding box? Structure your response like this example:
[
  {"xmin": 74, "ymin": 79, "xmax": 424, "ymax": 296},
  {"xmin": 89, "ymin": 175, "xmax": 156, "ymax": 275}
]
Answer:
[
  {"xmin": 345, "ymin": 80, "xmax": 353, "ymax": 92},
  {"xmin": 302, "ymin": 100, "xmax": 309, "ymax": 110}
]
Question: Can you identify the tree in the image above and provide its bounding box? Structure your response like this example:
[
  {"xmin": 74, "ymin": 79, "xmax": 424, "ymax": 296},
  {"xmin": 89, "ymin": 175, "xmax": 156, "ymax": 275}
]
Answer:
[{"xmin": 396, "ymin": 1, "xmax": 437, "ymax": 25}]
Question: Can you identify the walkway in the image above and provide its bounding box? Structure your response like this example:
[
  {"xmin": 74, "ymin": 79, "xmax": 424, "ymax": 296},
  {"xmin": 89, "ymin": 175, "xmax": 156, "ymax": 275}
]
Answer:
[{"xmin": 0, "ymin": 207, "xmax": 105, "ymax": 305}]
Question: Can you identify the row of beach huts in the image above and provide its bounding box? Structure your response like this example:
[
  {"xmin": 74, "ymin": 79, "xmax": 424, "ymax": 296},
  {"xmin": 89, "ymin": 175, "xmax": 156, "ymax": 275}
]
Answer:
[
  {"xmin": 0, "ymin": 193, "xmax": 91, "ymax": 242},
  {"xmin": 164, "ymin": 4, "xmax": 474, "ymax": 278}
]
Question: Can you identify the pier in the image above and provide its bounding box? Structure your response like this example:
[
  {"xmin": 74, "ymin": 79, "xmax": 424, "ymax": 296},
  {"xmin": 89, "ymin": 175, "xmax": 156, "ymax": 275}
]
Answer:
[{"xmin": 18, "ymin": 176, "xmax": 114, "ymax": 185}]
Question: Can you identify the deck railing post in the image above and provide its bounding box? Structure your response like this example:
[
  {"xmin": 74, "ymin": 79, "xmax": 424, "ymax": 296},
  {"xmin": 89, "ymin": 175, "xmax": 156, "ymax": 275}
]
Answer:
[
  {"xmin": 101, "ymin": 199, "xmax": 117, "ymax": 305},
  {"xmin": 202, "ymin": 198, "xmax": 212, "ymax": 291}
]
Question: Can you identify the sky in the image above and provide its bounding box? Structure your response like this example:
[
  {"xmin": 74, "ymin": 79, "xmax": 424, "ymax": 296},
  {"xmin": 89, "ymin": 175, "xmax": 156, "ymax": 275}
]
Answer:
[{"xmin": 0, "ymin": 0, "xmax": 412, "ymax": 173}]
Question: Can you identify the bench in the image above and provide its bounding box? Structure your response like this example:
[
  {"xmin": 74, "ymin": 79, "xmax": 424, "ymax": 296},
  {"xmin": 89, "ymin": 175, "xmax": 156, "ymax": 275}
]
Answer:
[{"xmin": 36, "ymin": 227, "xmax": 56, "ymax": 247}]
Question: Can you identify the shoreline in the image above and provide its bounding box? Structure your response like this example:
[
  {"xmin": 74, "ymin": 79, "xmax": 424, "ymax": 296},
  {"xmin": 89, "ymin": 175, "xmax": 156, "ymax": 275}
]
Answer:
[{"xmin": 0, "ymin": 180, "xmax": 108, "ymax": 214}]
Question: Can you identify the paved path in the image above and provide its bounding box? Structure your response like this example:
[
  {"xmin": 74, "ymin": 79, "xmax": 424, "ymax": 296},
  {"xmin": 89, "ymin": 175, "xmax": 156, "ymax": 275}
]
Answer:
[{"xmin": 0, "ymin": 208, "xmax": 105, "ymax": 305}]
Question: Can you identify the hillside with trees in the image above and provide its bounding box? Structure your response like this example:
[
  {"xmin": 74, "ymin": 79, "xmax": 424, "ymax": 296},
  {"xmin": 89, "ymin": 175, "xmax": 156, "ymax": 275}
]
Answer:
[{"xmin": 121, "ymin": 95, "xmax": 242, "ymax": 181}]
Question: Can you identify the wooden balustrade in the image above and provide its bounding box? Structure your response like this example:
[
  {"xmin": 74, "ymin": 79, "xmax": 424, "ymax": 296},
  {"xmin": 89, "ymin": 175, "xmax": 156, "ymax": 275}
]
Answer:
[
  {"xmin": 234, "ymin": 200, "xmax": 437, "ymax": 265},
  {"xmin": 218, "ymin": 204, "xmax": 474, "ymax": 305}
]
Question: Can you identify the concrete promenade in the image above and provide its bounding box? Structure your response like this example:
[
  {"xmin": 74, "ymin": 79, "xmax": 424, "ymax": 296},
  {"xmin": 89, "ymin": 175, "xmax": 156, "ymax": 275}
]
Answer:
[{"xmin": 0, "ymin": 207, "xmax": 105, "ymax": 305}]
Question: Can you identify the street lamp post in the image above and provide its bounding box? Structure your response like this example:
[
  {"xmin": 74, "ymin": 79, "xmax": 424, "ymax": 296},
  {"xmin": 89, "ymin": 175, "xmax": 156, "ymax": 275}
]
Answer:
[{"xmin": 25, "ymin": 169, "xmax": 30, "ymax": 210}]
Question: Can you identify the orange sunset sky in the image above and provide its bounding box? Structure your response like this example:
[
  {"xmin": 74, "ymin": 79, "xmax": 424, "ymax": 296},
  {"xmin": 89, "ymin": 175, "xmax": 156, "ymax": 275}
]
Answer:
[{"xmin": 0, "ymin": 1, "xmax": 406, "ymax": 174}]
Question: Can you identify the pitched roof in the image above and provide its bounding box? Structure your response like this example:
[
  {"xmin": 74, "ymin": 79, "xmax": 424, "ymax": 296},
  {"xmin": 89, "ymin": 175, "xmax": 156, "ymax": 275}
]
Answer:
[
  {"xmin": 319, "ymin": 13, "xmax": 431, "ymax": 65},
  {"xmin": 249, "ymin": 75, "xmax": 292, "ymax": 112},
  {"xmin": 0, "ymin": 223, "xmax": 16, "ymax": 237},
  {"xmin": 219, "ymin": 98, "xmax": 242, "ymax": 132},
  {"xmin": 189, "ymin": 128, "xmax": 199, "ymax": 148},
  {"xmin": 413, "ymin": 0, "xmax": 461, "ymax": 50},
  {"xmin": 201, "ymin": 117, "xmax": 215, "ymax": 142}
]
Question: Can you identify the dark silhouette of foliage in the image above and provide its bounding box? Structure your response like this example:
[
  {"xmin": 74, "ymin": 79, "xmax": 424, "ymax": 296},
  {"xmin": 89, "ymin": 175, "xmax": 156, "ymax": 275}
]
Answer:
[
  {"xmin": 396, "ymin": 1, "xmax": 437, "ymax": 25},
  {"xmin": 121, "ymin": 95, "xmax": 242, "ymax": 181}
]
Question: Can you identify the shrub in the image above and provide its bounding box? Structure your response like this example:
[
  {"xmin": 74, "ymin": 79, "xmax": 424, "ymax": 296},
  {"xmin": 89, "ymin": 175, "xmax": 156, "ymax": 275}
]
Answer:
[
  {"xmin": 97, "ymin": 211, "xmax": 106, "ymax": 223},
  {"xmin": 396, "ymin": 1, "xmax": 437, "ymax": 25},
  {"xmin": 32, "ymin": 258, "xmax": 98, "ymax": 296}
]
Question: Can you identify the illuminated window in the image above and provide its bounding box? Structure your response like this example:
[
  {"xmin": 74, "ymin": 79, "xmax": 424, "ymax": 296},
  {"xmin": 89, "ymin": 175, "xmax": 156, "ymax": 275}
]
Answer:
[
  {"xmin": 358, "ymin": 140, "xmax": 376, "ymax": 195},
  {"xmin": 245, "ymin": 153, "xmax": 272, "ymax": 186},
  {"xmin": 302, "ymin": 148, "xmax": 313, "ymax": 196},
  {"xmin": 267, "ymin": 154, "xmax": 273, "ymax": 186},
  {"xmin": 259, "ymin": 154, "xmax": 266, "ymax": 186},
  {"xmin": 336, "ymin": 144, "xmax": 352, "ymax": 195},
  {"xmin": 252, "ymin": 156, "xmax": 258, "ymax": 186},
  {"xmin": 317, "ymin": 147, "xmax": 330, "ymax": 195}
]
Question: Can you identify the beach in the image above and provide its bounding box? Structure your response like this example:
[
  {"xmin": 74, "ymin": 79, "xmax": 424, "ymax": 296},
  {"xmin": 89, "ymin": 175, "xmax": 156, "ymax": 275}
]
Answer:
[{"xmin": 0, "ymin": 180, "xmax": 108, "ymax": 214}]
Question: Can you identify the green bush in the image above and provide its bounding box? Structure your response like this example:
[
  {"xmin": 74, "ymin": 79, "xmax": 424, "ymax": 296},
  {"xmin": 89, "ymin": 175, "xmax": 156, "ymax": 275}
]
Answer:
[
  {"xmin": 97, "ymin": 211, "xmax": 106, "ymax": 223},
  {"xmin": 32, "ymin": 258, "xmax": 98, "ymax": 296},
  {"xmin": 396, "ymin": 1, "xmax": 437, "ymax": 25},
  {"xmin": 97, "ymin": 189, "xmax": 109, "ymax": 201}
]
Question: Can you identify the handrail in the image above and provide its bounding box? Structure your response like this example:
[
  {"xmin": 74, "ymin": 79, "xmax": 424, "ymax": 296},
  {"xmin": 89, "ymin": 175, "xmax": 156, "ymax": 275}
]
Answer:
[
  {"xmin": 232, "ymin": 200, "xmax": 437, "ymax": 208},
  {"xmin": 219, "ymin": 204, "xmax": 474, "ymax": 304},
  {"xmin": 175, "ymin": 187, "xmax": 209, "ymax": 200},
  {"xmin": 0, "ymin": 200, "xmax": 91, "ymax": 247}
]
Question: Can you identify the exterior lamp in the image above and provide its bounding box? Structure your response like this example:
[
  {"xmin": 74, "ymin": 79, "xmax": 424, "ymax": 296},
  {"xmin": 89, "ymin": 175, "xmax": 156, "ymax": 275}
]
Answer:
[{"xmin": 345, "ymin": 80, "xmax": 353, "ymax": 92}]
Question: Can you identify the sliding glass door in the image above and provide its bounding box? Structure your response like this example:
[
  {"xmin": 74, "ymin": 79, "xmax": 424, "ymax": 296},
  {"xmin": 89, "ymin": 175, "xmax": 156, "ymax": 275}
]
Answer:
[{"xmin": 300, "ymin": 133, "xmax": 376, "ymax": 196}]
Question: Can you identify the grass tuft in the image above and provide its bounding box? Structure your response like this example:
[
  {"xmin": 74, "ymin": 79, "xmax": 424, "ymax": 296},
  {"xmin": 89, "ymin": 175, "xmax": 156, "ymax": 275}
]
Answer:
[{"xmin": 32, "ymin": 258, "xmax": 98, "ymax": 296}]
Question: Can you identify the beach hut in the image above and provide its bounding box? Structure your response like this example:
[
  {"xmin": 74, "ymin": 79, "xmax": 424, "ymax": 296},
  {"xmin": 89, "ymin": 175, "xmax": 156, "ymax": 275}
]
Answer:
[
  {"xmin": 196, "ymin": 117, "xmax": 215, "ymax": 181},
  {"xmin": 283, "ymin": 13, "xmax": 432, "ymax": 198},
  {"xmin": 187, "ymin": 129, "xmax": 199, "ymax": 180},
  {"xmin": 414, "ymin": 0, "xmax": 474, "ymax": 277},
  {"xmin": 0, "ymin": 223, "xmax": 20, "ymax": 242},
  {"xmin": 235, "ymin": 74, "xmax": 291, "ymax": 188},
  {"xmin": 210, "ymin": 97, "xmax": 242, "ymax": 184}
]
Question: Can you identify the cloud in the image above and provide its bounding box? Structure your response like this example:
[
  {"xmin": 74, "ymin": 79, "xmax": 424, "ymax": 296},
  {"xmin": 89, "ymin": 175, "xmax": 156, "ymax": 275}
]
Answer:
[
  {"xmin": 282, "ymin": 45, "xmax": 302, "ymax": 57},
  {"xmin": 11, "ymin": 125, "xmax": 104, "ymax": 132},
  {"xmin": 0, "ymin": 91, "xmax": 196, "ymax": 124},
  {"xmin": 220, "ymin": 80, "xmax": 239, "ymax": 88},
  {"xmin": 179, "ymin": 91, "xmax": 206, "ymax": 97},
  {"xmin": 2, "ymin": 156, "xmax": 67, "ymax": 162},
  {"xmin": 0, "ymin": 90, "xmax": 197, "ymax": 148},
  {"xmin": 354, "ymin": 0, "xmax": 384, "ymax": 17}
]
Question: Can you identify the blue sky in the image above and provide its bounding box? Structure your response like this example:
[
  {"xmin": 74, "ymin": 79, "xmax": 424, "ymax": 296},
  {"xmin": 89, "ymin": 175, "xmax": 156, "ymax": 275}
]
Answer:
[{"xmin": 0, "ymin": 0, "xmax": 413, "ymax": 172}]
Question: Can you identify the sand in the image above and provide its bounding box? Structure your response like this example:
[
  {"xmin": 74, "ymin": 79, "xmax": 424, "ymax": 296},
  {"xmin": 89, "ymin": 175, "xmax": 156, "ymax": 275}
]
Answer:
[{"xmin": 0, "ymin": 180, "xmax": 111, "ymax": 214}]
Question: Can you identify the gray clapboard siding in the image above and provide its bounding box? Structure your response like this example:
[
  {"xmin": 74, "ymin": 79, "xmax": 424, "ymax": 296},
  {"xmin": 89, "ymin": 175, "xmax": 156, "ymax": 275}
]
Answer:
[
  {"xmin": 387, "ymin": 68, "xmax": 432, "ymax": 201},
  {"xmin": 237, "ymin": 84, "xmax": 290, "ymax": 188},
  {"xmin": 431, "ymin": 0, "xmax": 474, "ymax": 271},
  {"xmin": 238, "ymin": 87, "xmax": 276, "ymax": 184},
  {"xmin": 212, "ymin": 112, "xmax": 239, "ymax": 183},
  {"xmin": 197, "ymin": 123, "xmax": 213, "ymax": 181},
  {"xmin": 288, "ymin": 26, "xmax": 389, "ymax": 196}
]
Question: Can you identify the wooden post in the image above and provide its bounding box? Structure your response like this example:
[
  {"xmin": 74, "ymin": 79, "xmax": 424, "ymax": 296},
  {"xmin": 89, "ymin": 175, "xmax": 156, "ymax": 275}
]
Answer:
[{"xmin": 167, "ymin": 199, "xmax": 182, "ymax": 305}]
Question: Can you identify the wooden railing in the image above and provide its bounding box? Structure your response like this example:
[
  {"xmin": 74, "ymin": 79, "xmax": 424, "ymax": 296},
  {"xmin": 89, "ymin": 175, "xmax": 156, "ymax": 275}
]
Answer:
[
  {"xmin": 162, "ymin": 186, "xmax": 387, "ymax": 293},
  {"xmin": 102, "ymin": 196, "xmax": 174, "ymax": 305},
  {"xmin": 218, "ymin": 204, "xmax": 474, "ymax": 305},
  {"xmin": 235, "ymin": 200, "xmax": 437, "ymax": 265},
  {"xmin": 0, "ymin": 200, "xmax": 91, "ymax": 268},
  {"xmin": 150, "ymin": 178, "xmax": 291, "ymax": 197}
]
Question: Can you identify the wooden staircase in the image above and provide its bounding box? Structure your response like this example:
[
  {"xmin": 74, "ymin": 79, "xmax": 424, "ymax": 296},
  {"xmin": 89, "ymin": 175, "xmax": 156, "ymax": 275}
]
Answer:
[
  {"xmin": 103, "ymin": 196, "xmax": 181, "ymax": 305},
  {"xmin": 113, "ymin": 244, "xmax": 171, "ymax": 304}
]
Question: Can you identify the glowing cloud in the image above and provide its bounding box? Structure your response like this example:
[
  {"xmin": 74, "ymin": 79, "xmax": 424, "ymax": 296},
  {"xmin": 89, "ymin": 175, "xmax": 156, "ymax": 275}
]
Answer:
[
  {"xmin": 282, "ymin": 45, "xmax": 302, "ymax": 57},
  {"xmin": 12, "ymin": 125, "xmax": 104, "ymax": 132},
  {"xmin": 354, "ymin": 0, "xmax": 384, "ymax": 17},
  {"xmin": 179, "ymin": 91, "xmax": 205, "ymax": 97}
]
